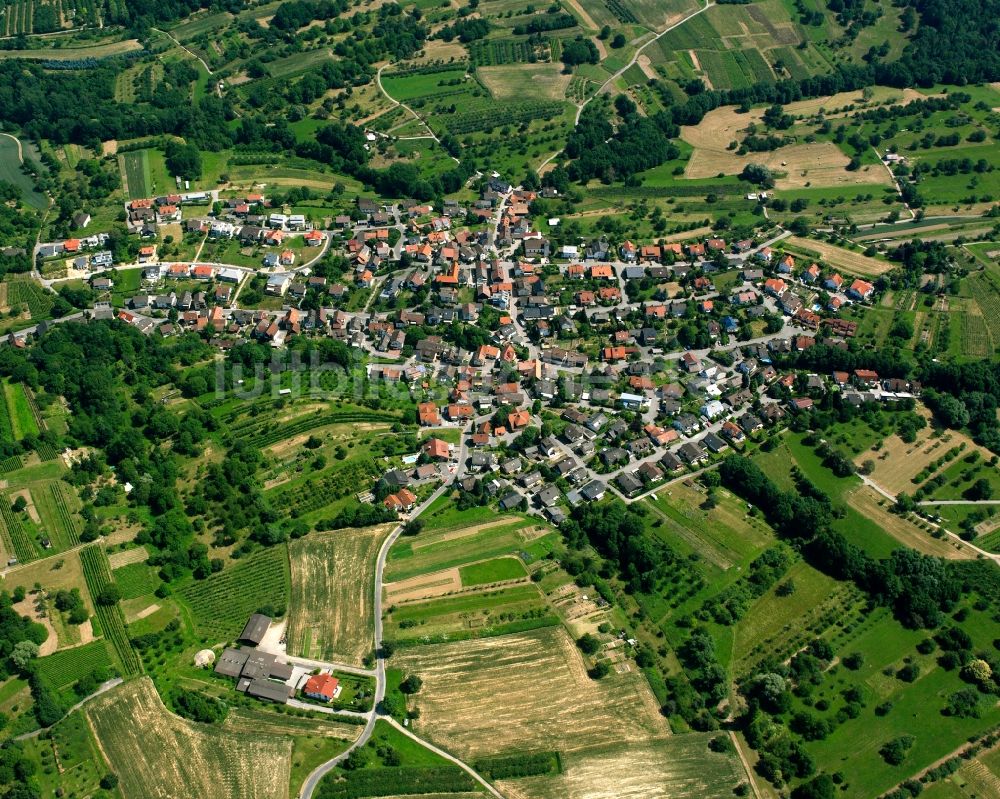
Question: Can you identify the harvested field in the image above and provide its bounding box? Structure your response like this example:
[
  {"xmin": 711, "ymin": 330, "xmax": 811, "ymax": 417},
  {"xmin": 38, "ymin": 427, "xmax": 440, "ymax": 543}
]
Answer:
[
  {"xmin": 384, "ymin": 568, "xmax": 462, "ymax": 603},
  {"xmin": 108, "ymin": 546, "xmax": 149, "ymax": 569},
  {"xmin": 497, "ymin": 735, "xmax": 746, "ymax": 799},
  {"xmin": 87, "ymin": 677, "xmax": 291, "ymax": 799},
  {"xmin": 397, "ymin": 627, "xmax": 669, "ymax": 760},
  {"xmin": 680, "ymin": 106, "xmax": 890, "ymax": 188},
  {"xmin": 781, "ymin": 87, "xmax": 927, "ymax": 118},
  {"xmin": 223, "ymin": 706, "xmax": 361, "ymax": 742},
  {"xmin": 287, "ymin": 525, "xmax": 393, "ymax": 666},
  {"xmin": 784, "ymin": 236, "xmax": 893, "ymax": 277},
  {"xmin": 478, "ymin": 64, "xmax": 573, "ymax": 101},
  {"xmin": 636, "ymin": 54, "xmax": 657, "ymax": 80},
  {"xmin": 412, "ymin": 517, "xmax": 524, "ymax": 547},
  {"xmin": 0, "ymin": 39, "xmax": 143, "ymax": 60},
  {"xmin": 856, "ymin": 425, "xmax": 988, "ymax": 497}
]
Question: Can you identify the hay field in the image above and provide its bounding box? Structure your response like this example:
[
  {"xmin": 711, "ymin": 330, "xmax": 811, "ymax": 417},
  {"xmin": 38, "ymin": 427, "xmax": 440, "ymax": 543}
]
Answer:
[
  {"xmin": 478, "ymin": 64, "xmax": 573, "ymax": 101},
  {"xmin": 0, "ymin": 39, "xmax": 143, "ymax": 60},
  {"xmin": 781, "ymin": 87, "xmax": 928, "ymax": 118},
  {"xmin": 784, "ymin": 236, "xmax": 893, "ymax": 277},
  {"xmin": 680, "ymin": 106, "xmax": 890, "ymax": 188},
  {"xmin": 287, "ymin": 524, "xmax": 393, "ymax": 665},
  {"xmin": 498, "ymin": 735, "xmax": 746, "ymax": 799},
  {"xmin": 87, "ymin": 678, "xmax": 291, "ymax": 799},
  {"xmin": 397, "ymin": 627, "xmax": 668, "ymax": 760},
  {"xmin": 856, "ymin": 425, "xmax": 988, "ymax": 496}
]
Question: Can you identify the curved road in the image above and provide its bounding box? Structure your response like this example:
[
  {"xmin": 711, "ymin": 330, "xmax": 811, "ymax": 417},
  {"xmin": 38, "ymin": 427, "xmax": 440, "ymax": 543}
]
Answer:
[
  {"xmin": 374, "ymin": 65, "xmax": 459, "ymax": 164},
  {"xmin": 151, "ymin": 27, "xmax": 213, "ymax": 75},
  {"xmin": 574, "ymin": 0, "xmax": 715, "ymax": 124},
  {"xmin": 297, "ymin": 435, "xmax": 503, "ymax": 799}
]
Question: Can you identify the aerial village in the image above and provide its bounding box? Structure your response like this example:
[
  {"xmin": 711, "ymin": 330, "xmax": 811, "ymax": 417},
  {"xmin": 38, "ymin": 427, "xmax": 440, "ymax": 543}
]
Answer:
[{"xmin": 15, "ymin": 177, "xmax": 912, "ymax": 522}]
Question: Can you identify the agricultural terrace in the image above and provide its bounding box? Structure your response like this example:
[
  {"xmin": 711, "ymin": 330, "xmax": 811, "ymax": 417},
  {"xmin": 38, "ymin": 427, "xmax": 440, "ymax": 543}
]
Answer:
[
  {"xmin": 287, "ymin": 525, "xmax": 393, "ymax": 666},
  {"xmin": 378, "ymin": 63, "xmax": 573, "ymax": 177},
  {"xmin": 179, "ymin": 545, "xmax": 290, "ymax": 642},
  {"xmin": 497, "ymin": 735, "xmax": 747, "ymax": 799},
  {"xmin": 396, "ymin": 627, "xmax": 668, "ymax": 760},
  {"xmin": 385, "ymin": 512, "xmax": 557, "ymax": 583},
  {"xmin": 648, "ymin": 0, "xmax": 906, "ymax": 89},
  {"xmin": 87, "ymin": 677, "xmax": 292, "ymax": 799}
]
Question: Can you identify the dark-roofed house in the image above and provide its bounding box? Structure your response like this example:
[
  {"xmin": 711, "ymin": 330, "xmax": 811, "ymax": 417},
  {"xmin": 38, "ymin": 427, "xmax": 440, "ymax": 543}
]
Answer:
[
  {"xmin": 240, "ymin": 651, "xmax": 278, "ymax": 680},
  {"xmin": 678, "ymin": 441, "xmax": 707, "ymax": 465},
  {"xmin": 238, "ymin": 613, "xmax": 271, "ymax": 646},
  {"xmin": 215, "ymin": 648, "xmax": 249, "ymax": 678},
  {"xmin": 499, "ymin": 491, "xmax": 523, "ymax": 511},
  {"xmin": 616, "ymin": 472, "xmax": 643, "ymax": 495}
]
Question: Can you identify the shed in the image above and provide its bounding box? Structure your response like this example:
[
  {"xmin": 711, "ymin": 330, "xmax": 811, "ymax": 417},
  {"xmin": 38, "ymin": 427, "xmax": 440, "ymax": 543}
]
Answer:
[
  {"xmin": 238, "ymin": 613, "xmax": 271, "ymax": 646},
  {"xmin": 246, "ymin": 679, "xmax": 292, "ymax": 704}
]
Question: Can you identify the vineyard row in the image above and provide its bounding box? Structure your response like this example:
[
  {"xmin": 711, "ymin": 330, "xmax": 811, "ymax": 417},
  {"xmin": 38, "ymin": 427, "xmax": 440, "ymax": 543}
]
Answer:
[{"xmin": 80, "ymin": 545, "xmax": 142, "ymax": 675}]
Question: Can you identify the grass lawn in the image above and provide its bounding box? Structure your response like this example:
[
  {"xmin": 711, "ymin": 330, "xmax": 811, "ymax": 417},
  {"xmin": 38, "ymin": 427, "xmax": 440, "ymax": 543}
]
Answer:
[
  {"xmin": 4, "ymin": 382, "xmax": 38, "ymax": 440},
  {"xmin": 0, "ymin": 135, "xmax": 47, "ymax": 209},
  {"xmin": 459, "ymin": 556, "xmax": 527, "ymax": 586},
  {"xmin": 798, "ymin": 609, "xmax": 1000, "ymax": 798},
  {"xmin": 781, "ymin": 435, "xmax": 903, "ymax": 559},
  {"xmin": 418, "ymin": 495, "xmax": 507, "ymax": 533}
]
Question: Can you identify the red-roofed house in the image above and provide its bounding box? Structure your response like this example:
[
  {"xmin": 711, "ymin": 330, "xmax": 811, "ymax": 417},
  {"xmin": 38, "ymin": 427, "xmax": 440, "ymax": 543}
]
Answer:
[
  {"xmin": 508, "ymin": 409, "xmax": 531, "ymax": 429},
  {"xmin": 418, "ymin": 402, "xmax": 440, "ymax": 426},
  {"xmin": 303, "ymin": 673, "xmax": 340, "ymax": 702},
  {"xmin": 423, "ymin": 438, "xmax": 451, "ymax": 461},
  {"xmin": 848, "ymin": 279, "xmax": 875, "ymax": 301},
  {"xmin": 764, "ymin": 278, "xmax": 786, "ymax": 296}
]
